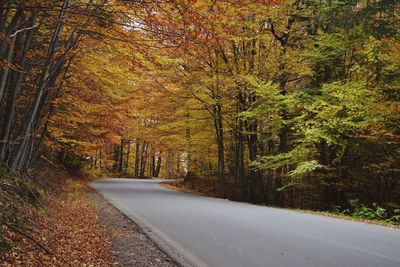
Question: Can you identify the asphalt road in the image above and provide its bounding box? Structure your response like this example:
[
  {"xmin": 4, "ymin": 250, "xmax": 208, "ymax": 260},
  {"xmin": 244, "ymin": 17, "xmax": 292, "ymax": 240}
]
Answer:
[{"xmin": 91, "ymin": 179, "xmax": 400, "ymax": 267}]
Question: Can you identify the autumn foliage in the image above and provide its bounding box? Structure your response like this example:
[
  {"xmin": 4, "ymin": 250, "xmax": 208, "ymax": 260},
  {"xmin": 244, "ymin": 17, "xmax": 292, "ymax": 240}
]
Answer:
[{"xmin": 1, "ymin": 2, "xmax": 400, "ymax": 258}]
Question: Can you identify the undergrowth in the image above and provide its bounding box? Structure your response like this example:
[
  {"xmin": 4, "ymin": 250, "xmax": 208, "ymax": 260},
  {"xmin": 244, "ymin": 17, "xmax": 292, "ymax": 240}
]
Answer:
[
  {"xmin": 330, "ymin": 199, "xmax": 400, "ymax": 224},
  {"xmin": 67, "ymin": 181, "xmax": 82, "ymax": 200},
  {"xmin": 0, "ymin": 165, "xmax": 42, "ymax": 253}
]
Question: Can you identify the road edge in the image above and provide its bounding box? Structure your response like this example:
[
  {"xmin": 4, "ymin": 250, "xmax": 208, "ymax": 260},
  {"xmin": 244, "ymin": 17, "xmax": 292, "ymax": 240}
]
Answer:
[{"xmin": 89, "ymin": 182, "xmax": 210, "ymax": 267}]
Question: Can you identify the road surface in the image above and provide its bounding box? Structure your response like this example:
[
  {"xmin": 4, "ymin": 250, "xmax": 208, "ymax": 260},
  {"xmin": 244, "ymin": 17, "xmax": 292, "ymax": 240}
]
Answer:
[{"xmin": 91, "ymin": 179, "xmax": 400, "ymax": 267}]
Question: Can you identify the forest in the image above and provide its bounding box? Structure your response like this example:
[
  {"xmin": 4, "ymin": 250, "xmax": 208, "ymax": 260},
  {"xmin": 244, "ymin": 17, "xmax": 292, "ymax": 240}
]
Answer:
[{"xmin": 1, "ymin": 0, "xmax": 400, "ymax": 227}]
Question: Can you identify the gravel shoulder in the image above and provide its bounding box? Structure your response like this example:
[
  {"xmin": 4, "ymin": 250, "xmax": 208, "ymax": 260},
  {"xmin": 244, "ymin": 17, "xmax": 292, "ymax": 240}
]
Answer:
[{"xmin": 86, "ymin": 189, "xmax": 177, "ymax": 267}]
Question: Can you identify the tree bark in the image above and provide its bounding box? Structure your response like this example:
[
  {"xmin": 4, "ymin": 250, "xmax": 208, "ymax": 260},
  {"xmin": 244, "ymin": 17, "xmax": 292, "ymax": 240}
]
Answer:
[
  {"xmin": 166, "ymin": 150, "xmax": 172, "ymax": 179},
  {"xmin": 9, "ymin": 0, "xmax": 70, "ymax": 171},
  {"xmin": 0, "ymin": 6, "xmax": 23, "ymax": 64},
  {"xmin": 134, "ymin": 142, "xmax": 140, "ymax": 176},
  {"xmin": 151, "ymin": 155, "xmax": 156, "ymax": 177},
  {"xmin": 0, "ymin": 34, "xmax": 16, "ymax": 102},
  {"xmin": 0, "ymin": 14, "xmax": 37, "ymax": 160},
  {"xmin": 118, "ymin": 139, "xmax": 124, "ymax": 172},
  {"xmin": 125, "ymin": 141, "xmax": 130, "ymax": 173},
  {"xmin": 176, "ymin": 153, "xmax": 180, "ymax": 176},
  {"xmin": 154, "ymin": 156, "xmax": 162, "ymax": 178},
  {"xmin": 214, "ymin": 103, "xmax": 226, "ymax": 198},
  {"xmin": 139, "ymin": 140, "xmax": 148, "ymax": 177},
  {"xmin": 235, "ymin": 92, "xmax": 246, "ymax": 200}
]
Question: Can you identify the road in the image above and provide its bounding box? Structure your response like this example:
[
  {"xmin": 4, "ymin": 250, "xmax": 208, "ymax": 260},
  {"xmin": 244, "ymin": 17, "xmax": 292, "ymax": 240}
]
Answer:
[{"xmin": 91, "ymin": 178, "xmax": 400, "ymax": 267}]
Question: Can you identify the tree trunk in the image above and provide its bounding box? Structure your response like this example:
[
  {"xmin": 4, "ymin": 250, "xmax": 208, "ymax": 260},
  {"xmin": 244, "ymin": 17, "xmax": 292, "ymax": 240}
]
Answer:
[
  {"xmin": 9, "ymin": 0, "xmax": 70, "ymax": 171},
  {"xmin": 154, "ymin": 156, "xmax": 162, "ymax": 178},
  {"xmin": 147, "ymin": 150, "xmax": 152, "ymax": 177},
  {"xmin": 99, "ymin": 146, "xmax": 102, "ymax": 169},
  {"xmin": 0, "ymin": 14, "xmax": 37, "ymax": 160},
  {"xmin": 176, "ymin": 153, "xmax": 180, "ymax": 176},
  {"xmin": 185, "ymin": 116, "xmax": 191, "ymax": 178},
  {"xmin": 113, "ymin": 144, "xmax": 119, "ymax": 171},
  {"xmin": 235, "ymin": 92, "xmax": 245, "ymax": 200},
  {"xmin": 29, "ymin": 52, "xmax": 73, "ymax": 167},
  {"xmin": 0, "ymin": 7, "xmax": 23, "ymax": 66},
  {"xmin": 134, "ymin": 142, "xmax": 140, "ymax": 176},
  {"xmin": 125, "ymin": 141, "xmax": 130, "ymax": 173},
  {"xmin": 151, "ymin": 155, "xmax": 156, "ymax": 177},
  {"xmin": 166, "ymin": 150, "xmax": 172, "ymax": 179},
  {"xmin": 214, "ymin": 103, "xmax": 226, "ymax": 198},
  {"xmin": 118, "ymin": 139, "xmax": 124, "ymax": 172},
  {"xmin": 140, "ymin": 140, "xmax": 148, "ymax": 177},
  {"xmin": 0, "ymin": 1, "xmax": 11, "ymax": 34},
  {"xmin": 0, "ymin": 34, "xmax": 16, "ymax": 102}
]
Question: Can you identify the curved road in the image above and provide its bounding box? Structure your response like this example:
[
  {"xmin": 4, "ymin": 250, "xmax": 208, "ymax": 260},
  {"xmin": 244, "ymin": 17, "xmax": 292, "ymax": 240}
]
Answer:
[{"xmin": 91, "ymin": 179, "xmax": 400, "ymax": 267}]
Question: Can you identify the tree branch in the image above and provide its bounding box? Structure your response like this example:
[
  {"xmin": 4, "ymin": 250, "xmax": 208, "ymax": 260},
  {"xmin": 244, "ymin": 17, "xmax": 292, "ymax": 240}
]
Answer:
[{"xmin": 0, "ymin": 219, "xmax": 53, "ymax": 255}]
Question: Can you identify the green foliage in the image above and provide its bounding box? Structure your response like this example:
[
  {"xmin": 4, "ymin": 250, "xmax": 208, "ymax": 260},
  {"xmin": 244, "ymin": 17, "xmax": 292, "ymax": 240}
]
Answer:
[
  {"xmin": 391, "ymin": 210, "xmax": 400, "ymax": 223},
  {"xmin": 302, "ymin": 81, "xmax": 381, "ymax": 144},
  {"xmin": 241, "ymin": 81, "xmax": 285, "ymax": 134},
  {"xmin": 348, "ymin": 199, "xmax": 386, "ymax": 220},
  {"xmin": 251, "ymin": 81, "xmax": 379, "ymax": 169},
  {"xmin": 290, "ymin": 160, "xmax": 322, "ymax": 180},
  {"xmin": 303, "ymin": 31, "xmax": 347, "ymax": 75},
  {"xmin": 330, "ymin": 199, "xmax": 400, "ymax": 224}
]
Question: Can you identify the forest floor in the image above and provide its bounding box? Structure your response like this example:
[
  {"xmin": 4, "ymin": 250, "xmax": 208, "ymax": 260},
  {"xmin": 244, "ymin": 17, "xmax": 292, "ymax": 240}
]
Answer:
[
  {"xmin": 1, "ymin": 172, "xmax": 176, "ymax": 267},
  {"xmin": 1, "ymin": 179, "xmax": 113, "ymax": 266}
]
